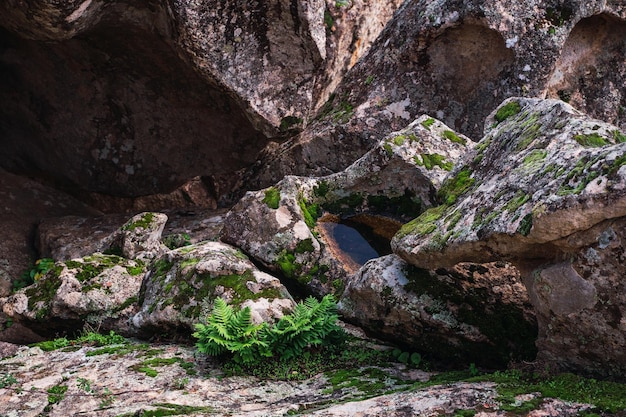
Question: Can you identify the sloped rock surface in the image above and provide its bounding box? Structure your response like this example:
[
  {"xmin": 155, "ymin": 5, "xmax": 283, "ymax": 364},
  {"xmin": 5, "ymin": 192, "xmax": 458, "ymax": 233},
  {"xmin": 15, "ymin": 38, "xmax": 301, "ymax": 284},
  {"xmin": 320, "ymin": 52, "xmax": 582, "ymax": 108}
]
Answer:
[
  {"xmin": 222, "ymin": 117, "xmax": 471, "ymax": 295},
  {"xmin": 338, "ymin": 255, "xmax": 537, "ymax": 368},
  {"xmin": 132, "ymin": 241, "xmax": 294, "ymax": 336},
  {"xmin": 392, "ymin": 97, "xmax": 626, "ymax": 378}
]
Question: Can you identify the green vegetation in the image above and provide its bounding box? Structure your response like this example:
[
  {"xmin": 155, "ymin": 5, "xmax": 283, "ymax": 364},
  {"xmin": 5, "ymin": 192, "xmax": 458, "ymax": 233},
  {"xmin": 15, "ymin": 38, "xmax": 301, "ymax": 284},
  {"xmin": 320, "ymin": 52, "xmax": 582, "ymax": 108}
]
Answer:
[
  {"xmin": 262, "ymin": 187, "xmax": 281, "ymax": 209},
  {"xmin": 396, "ymin": 205, "xmax": 447, "ymax": 238},
  {"xmin": 442, "ymin": 130, "xmax": 467, "ymax": 145},
  {"xmin": 46, "ymin": 384, "xmax": 68, "ymax": 407},
  {"xmin": 494, "ymin": 101, "xmax": 522, "ymax": 124},
  {"xmin": 612, "ymin": 130, "xmax": 626, "ymax": 143},
  {"xmin": 194, "ymin": 295, "xmax": 343, "ymax": 365},
  {"xmin": 414, "ymin": 153, "xmax": 454, "ymax": 171},
  {"xmin": 121, "ymin": 212, "xmax": 155, "ymax": 231},
  {"xmin": 298, "ymin": 197, "xmax": 321, "ymax": 228},
  {"xmin": 13, "ymin": 258, "xmax": 55, "ymax": 292},
  {"xmin": 130, "ymin": 357, "xmax": 196, "ymax": 378},
  {"xmin": 365, "ymin": 75, "xmax": 375, "ymax": 85},
  {"xmin": 522, "ymin": 149, "xmax": 548, "ymax": 166},
  {"xmin": 279, "ymin": 115, "xmax": 303, "ymax": 132},
  {"xmin": 421, "ymin": 117, "xmax": 435, "ymax": 130},
  {"xmin": 574, "ymin": 133, "xmax": 608, "ymax": 147},
  {"xmin": 116, "ymin": 403, "xmax": 215, "ymax": 417},
  {"xmin": 437, "ymin": 167, "xmax": 475, "ymax": 205},
  {"xmin": 475, "ymin": 370, "xmax": 626, "ymax": 414},
  {"xmin": 0, "ymin": 373, "xmax": 17, "ymax": 388},
  {"xmin": 162, "ymin": 233, "xmax": 192, "ymax": 250},
  {"xmin": 517, "ymin": 213, "xmax": 533, "ymax": 236},
  {"xmin": 32, "ymin": 330, "xmax": 127, "ymax": 352}
]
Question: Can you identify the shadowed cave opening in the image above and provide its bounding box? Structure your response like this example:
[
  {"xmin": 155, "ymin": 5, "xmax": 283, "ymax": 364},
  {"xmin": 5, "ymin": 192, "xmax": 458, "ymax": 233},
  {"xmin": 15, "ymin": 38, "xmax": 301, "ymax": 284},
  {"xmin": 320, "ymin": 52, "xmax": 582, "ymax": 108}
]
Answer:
[{"xmin": 0, "ymin": 19, "xmax": 268, "ymax": 205}]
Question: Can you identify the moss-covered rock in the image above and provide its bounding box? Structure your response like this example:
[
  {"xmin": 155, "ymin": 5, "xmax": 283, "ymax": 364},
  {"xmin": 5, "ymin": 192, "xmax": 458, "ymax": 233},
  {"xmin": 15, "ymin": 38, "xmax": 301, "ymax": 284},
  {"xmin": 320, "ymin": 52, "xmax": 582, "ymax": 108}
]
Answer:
[{"xmin": 132, "ymin": 241, "xmax": 294, "ymax": 336}]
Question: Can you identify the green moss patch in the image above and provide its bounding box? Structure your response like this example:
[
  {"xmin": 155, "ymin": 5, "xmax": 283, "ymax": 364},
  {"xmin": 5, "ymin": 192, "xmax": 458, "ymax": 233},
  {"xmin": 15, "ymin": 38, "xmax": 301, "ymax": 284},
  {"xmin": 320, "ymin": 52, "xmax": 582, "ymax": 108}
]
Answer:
[
  {"xmin": 262, "ymin": 187, "xmax": 281, "ymax": 209},
  {"xmin": 122, "ymin": 212, "xmax": 155, "ymax": 231},
  {"xmin": 421, "ymin": 117, "xmax": 435, "ymax": 130},
  {"xmin": 442, "ymin": 130, "xmax": 467, "ymax": 145},
  {"xmin": 574, "ymin": 133, "xmax": 609, "ymax": 147},
  {"xmin": 494, "ymin": 101, "xmax": 522, "ymax": 123},
  {"xmin": 437, "ymin": 167, "xmax": 475, "ymax": 206},
  {"xmin": 396, "ymin": 205, "xmax": 447, "ymax": 238},
  {"xmin": 414, "ymin": 153, "xmax": 454, "ymax": 171}
]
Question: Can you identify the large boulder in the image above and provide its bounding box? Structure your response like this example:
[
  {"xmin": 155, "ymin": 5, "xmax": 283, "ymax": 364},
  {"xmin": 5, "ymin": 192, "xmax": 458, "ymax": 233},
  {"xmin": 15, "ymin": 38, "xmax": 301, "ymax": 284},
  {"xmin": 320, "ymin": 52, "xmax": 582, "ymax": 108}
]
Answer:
[
  {"xmin": 222, "ymin": 116, "xmax": 471, "ymax": 295},
  {"xmin": 338, "ymin": 255, "xmax": 537, "ymax": 368},
  {"xmin": 0, "ymin": 253, "xmax": 146, "ymax": 341},
  {"xmin": 132, "ymin": 241, "xmax": 295, "ymax": 336},
  {"xmin": 392, "ymin": 97, "xmax": 626, "ymax": 378}
]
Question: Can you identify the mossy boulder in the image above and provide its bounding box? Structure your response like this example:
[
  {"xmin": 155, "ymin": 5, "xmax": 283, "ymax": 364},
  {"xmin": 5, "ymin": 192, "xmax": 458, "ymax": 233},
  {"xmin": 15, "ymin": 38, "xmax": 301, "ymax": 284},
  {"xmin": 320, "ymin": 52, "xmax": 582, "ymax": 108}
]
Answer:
[
  {"xmin": 338, "ymin": 255, "xmax": 537, "ymax": 368},
  {"xmin": 0, "ymin": 254, "xmax": 146, "ymax": 339},
  {"xmin": 392, "ymin": 97, "xmax": 626, "ymax": 379},
  {"xmin": 132, "ymin": 241, "xmax": 294, "ymax": 336}
]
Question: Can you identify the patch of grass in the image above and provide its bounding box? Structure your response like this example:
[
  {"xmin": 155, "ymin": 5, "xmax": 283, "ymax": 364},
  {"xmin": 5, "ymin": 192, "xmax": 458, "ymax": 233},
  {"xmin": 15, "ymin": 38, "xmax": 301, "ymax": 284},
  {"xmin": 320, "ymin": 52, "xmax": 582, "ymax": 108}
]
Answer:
[
  {"xmin": 262, "ymin": 187, "xmax": 280, "ymax": 209},
  {"xmin": 494, "ymin": 101, "xmax": 522, "ymax": 124},
  {"xmin": 612, "ymin": 130, "xmax": 626, "ymax": 143},
  {"xmin": 442, "ymin": 130, "xmax": 467, "ymax": 145},
  {"xmin": 46, "ymin": 384, "xmax": 68, "ymax": 406},
  {"xmin": 574, "ymin": 133, "xmax": 608, "ymax": 147},
  {"xmin": 421, "ymin": 117, "xmax": 435, "ymax": 130}
]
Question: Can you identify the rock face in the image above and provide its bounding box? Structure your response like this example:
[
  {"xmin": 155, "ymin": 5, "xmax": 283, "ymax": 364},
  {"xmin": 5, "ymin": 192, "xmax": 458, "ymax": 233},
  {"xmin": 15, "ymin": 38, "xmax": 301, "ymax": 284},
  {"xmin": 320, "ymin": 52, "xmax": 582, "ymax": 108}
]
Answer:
[
  {"xmin": 222, "ymin": 117, "xmax": 471, "ymax": 295},
  {"xmin": 338, "ymin": 255, "xmax": 537, "ymax": 368},
  {"xmin": 247, "ymin": 0, "xmax": 626, "ymax": 191},
  {"xmin": 0, "ymin": 0, "xmax": 400, "ymax": 202},
  {"xmin": 0, "ymin": 168, "xmax": 100, "ymax": 297},
  {"xmin": 392, "ymin": 97, "xmax": 626, "ymax": 378}
]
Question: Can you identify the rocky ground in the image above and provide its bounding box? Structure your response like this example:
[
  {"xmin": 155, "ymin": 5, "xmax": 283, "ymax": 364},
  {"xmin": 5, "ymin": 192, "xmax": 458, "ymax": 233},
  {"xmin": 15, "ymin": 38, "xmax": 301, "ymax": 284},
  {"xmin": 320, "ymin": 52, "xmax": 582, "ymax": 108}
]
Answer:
[{"xmin": 0, "ymin": 332, "xmax": 607, "ymax": 417}]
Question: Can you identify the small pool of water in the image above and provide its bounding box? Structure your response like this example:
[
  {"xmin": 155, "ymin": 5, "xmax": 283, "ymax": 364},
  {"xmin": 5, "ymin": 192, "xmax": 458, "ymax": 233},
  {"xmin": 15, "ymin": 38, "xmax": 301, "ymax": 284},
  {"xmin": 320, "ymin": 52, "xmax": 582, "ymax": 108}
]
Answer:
[{"xmin": 317, "ymin": 215, "xmax": 401, "ymax": 270}]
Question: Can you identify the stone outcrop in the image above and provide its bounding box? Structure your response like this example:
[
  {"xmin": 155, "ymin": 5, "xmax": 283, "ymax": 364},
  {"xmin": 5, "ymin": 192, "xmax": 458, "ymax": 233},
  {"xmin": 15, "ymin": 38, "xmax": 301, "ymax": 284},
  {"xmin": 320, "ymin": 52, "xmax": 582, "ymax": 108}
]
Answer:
[
  {"xmin": 222, "ymin": 116, "xmax": 471, "ymax": 295},
  {"xmin": 0, "ymin": 253, "xmax": 145, "ymax": 339},
  {"xmin": 1, "ymin": 212, "xmax": 294, "ymax": 343},
  {"xmin": 0, "ymin": 0, "xmax": 400, "ymax": 203},
  {"xmin": 392, "ymin": 97, "xmax": 626, "ymax": 378},
  {"xmin": 338, "ymin": 255, "xmax": 537, "ymax": 368},
  {"xmin": 247, "ymin": 0, "xmax": 626, "ymax": 191}
]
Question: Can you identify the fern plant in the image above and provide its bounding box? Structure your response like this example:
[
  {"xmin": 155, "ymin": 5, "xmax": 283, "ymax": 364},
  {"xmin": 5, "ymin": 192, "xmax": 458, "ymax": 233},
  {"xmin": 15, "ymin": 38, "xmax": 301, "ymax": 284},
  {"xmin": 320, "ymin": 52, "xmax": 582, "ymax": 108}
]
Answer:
[
  {"xmin": 194, "ymin": 295, "xmax": 345, "ymax": 366},
  {"xmin": 193, "ymin": 298, "xmax": 270, "ymax": 364},
  {"xmin": 267, "ymin": 295, "xmax": 342, "ymax": 361}
]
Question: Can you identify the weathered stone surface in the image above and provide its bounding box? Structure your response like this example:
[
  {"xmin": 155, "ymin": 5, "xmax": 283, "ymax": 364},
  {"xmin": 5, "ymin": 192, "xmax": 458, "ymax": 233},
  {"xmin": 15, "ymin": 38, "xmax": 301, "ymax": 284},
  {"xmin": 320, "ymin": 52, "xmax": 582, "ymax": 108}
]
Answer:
[
  {"xmin": 37, "ymin": 209, "xmax": 228, "ymax": 262},
  {"xmin": 222, "ymin": 118, "xmax": 471, "ymax": 295},
  {"xmin": 338, "ymin": 255, "xmax": 537, "ymax": 368},
  {"xmin": 0, "ymin": 253, "xmax": 146, "ymax": 341},
  {"xmin": 392, "ymin": 98, "xmax": 626, "ymax": 267},
  {"xmin": 246, "ymin": 1, "xmax": 626, "ymax": 192},
  {"xmin": 392, "ymin": 97, "xmax": 626, "ymax": 378},
  {"xmin": 116, "ymin": 212, "xmax": 168, "ymax": 262},
  {"xmin": 0, "ymin": 342, "xmax": 597, "ymax": 417},
  {"xmin": 132, "ymin": 241, "xmax": 294, "ymax": 336},
  {"xmin": 0, "ymin": 0, "xmax": 401, "ymax": 203}
]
